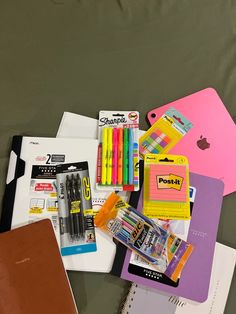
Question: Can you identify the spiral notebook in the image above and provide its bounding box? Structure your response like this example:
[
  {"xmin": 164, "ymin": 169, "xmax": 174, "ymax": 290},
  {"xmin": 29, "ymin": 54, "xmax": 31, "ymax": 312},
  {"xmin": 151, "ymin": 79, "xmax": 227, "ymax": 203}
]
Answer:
[{"xmin": 121, "ymin": 243, "xmax": 236, "ymax": 314}]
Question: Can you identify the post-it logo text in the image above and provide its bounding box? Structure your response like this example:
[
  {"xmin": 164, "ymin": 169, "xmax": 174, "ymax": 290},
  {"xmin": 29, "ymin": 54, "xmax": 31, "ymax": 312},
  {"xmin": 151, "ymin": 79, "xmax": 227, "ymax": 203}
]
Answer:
[{"xmin": 156, "ymin": 174, "xmax": 183, "ymax": 190}]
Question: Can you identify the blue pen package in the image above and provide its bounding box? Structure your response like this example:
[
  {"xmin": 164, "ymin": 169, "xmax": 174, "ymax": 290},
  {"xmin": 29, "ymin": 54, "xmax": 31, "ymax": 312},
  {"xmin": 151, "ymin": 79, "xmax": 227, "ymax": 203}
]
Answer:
[
  {"xmin": 95, "ymin": 193, "xmax": 193, "ymax": 282},
  {"xmin": 56, "ymin": 162, "xmax": 97, "ymax": 256},
  {"xmin": 96, "ymin": 110, "xmax": 139, "ymax": 192}
]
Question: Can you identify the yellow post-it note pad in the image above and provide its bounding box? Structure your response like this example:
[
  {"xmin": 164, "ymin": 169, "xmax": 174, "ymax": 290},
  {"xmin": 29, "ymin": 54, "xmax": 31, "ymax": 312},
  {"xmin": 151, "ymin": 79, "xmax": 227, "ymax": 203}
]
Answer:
[{"xmin": 144, "ymin": 154, "xmax": 190, "ymax": 220}]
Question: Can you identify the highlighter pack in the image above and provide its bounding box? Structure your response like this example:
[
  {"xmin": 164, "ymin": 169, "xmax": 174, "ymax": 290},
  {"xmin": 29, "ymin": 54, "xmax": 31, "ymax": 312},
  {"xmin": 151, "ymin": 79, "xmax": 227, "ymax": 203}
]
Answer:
[
  {"xmin": 96, "ymin": 111, "xmax": 139, "ymax": 192},
  {"xmin": 139, "ymin": 107, "xmax": 193, "ymax": 158},
  {"xmin": 95, "ymin": 193, "xmax": 193, "ymax": 282},
  {"xmin": 144, "ymin": 154, "xmax": 190, "ymax": 220},
  {"xmin": 56, "ymin": 162, "xmax": 97, "ymax": 256}
]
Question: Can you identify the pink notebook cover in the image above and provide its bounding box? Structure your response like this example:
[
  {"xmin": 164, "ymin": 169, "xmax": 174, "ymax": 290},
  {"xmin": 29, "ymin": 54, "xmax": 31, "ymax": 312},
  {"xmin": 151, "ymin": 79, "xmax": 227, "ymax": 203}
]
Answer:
[{"xmin": 147, "ymin": 88, "xmax": 236, "ymax": 196}]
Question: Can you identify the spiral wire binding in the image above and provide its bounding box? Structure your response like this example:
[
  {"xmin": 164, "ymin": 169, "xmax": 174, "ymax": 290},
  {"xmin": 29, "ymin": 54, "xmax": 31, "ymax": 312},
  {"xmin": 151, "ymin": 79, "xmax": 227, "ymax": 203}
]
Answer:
[{"xmin": 118, "ymin": 283, "xmax": 138, "ymax": 314}]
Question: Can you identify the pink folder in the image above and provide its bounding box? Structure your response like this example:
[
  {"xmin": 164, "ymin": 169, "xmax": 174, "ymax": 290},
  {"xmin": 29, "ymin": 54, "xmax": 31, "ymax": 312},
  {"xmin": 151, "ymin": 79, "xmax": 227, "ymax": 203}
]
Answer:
[{"xmin": 147, "ymin": 88, "xmax": 236, "ymax": 195}]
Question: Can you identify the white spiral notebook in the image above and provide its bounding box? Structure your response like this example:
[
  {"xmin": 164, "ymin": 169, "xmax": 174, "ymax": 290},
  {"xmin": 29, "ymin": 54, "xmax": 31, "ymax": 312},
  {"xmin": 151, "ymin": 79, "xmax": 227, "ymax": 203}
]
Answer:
[{"xmin": 121, "ymin": 243, "xmax": 236, "ymax": 314}]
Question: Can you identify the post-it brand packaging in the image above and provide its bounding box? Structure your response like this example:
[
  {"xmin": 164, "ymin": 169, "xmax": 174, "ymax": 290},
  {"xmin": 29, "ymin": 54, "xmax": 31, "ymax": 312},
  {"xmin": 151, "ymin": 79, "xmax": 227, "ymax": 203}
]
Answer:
[
  {"xmin": 95, "ymin": 193, "xmax": 193, "ymax": 282},
  {"xmin": 139, "ymin": 107, "xmax": 193, "ymax": 158},
  {"xmin": 144, "ymin": 154, "xmax": 190, "ymax": 220},
  {"xmin": 97, "ymin": 111, "xmax": 139, "ymax": 191},
  {"xmin": 56, "ymin": 162, "xmax": 97, "ymax": 256}
]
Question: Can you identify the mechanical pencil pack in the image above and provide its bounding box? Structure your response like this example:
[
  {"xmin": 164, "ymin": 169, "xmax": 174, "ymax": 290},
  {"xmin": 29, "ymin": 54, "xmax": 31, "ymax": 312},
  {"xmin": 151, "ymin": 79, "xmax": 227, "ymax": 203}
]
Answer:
[
  {"xmin": 96, "ymin": 111, "xmax": 139, "ymax": 192},
  {"xmin": 139, "ymin": 107, "xmax": 193, "ymax": 158},
  {"xmin": 95, "ymin": 193, "xmax": 193, "ymax": 282},
  {"xmin": 56, "ymin": 162, "xmax": 97, "ymax": 256},
  {"xmin": 144, "ymin": 154, "xmax": 190, "ymax": 220}
]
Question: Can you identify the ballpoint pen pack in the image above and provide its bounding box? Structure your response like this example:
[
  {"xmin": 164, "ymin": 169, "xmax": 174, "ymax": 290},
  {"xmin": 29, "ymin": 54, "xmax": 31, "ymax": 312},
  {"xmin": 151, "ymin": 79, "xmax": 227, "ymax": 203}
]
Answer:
[
  {"xmin": 56, "ymin": 162, "xmax": 97, "ymax": 256},
  {"xmin": 95, "ymin": 193, "xmax": 194, "ymax": 282},
  {"xmin": 144, "ymin": 154, "xmax": 190, "ymax": 220},
  {"xmin": 139, "ymin": 107, "xmax": 193, "ymax": 158},
  {"xmin": 96, "ymin": 111, "xmax": 139, "ymax": 192}
]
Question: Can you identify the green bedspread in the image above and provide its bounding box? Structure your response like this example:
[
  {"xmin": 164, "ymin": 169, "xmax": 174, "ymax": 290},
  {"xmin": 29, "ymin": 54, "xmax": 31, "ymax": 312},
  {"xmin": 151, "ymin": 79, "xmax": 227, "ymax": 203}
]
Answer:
[{"xmin": 0, "ymin": 1, "xmax": 235, "ymax": 313}]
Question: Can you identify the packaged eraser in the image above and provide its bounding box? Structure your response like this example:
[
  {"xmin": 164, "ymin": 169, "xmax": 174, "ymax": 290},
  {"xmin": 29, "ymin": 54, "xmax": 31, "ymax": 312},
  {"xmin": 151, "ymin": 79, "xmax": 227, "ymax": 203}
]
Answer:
[
  {"xmin": 95, "ymin": 193, "xmax": 193, "ymax": 282},
  {"xmin": 56, "ymin": 162, "xmax": 97, "ymax": 256},
  {"xmin": 139, "ymin": 107, "xmax": 193, "ymax": 158},
  {"xmin": 144, "ymin": 154, "xmax": 190, "ymax": 220},
  {"xmin": 96, "ymin": 111, "xmax": 139, "ymax": 191}
]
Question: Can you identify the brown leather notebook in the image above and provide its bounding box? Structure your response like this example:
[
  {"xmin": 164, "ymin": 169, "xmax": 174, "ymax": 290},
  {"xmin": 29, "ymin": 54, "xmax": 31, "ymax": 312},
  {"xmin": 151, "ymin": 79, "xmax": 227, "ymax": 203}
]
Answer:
[{"xmin": 0, "ymin": 219, "xmax": 78, "ymax": 314}]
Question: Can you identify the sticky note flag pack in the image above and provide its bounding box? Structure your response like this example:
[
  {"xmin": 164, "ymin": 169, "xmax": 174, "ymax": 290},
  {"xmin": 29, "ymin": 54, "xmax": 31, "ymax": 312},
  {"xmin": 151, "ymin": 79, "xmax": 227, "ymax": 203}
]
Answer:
[
  {"xmin": 144, "ymin": 154, "xmax": 190, "ymax": 220},
  {"xmin": 95, "ymin": 193, "xmax": 194, "ymax": 282},
  {"xmin": 139, "ymin": 107, "xmax": 193, "ymax": 158},
  {"xmin": 96, "ymin": 111, "xmax": 139, "ymax": 192}
]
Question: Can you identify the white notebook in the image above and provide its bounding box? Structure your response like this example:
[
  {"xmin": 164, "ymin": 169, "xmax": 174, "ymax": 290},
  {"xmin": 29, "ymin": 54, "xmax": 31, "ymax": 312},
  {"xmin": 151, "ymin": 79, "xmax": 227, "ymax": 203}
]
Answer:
[{"xmin": 121, "ymin": 243, "xmax": 236, "ymax": 314}]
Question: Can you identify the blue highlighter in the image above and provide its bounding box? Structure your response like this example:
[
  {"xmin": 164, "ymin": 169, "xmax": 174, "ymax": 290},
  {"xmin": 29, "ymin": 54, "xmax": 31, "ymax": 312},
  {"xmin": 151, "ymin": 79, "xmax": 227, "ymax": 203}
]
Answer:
[{"xmin": 128, "ymin": 128, "xmax": 133, "ymax": 185}]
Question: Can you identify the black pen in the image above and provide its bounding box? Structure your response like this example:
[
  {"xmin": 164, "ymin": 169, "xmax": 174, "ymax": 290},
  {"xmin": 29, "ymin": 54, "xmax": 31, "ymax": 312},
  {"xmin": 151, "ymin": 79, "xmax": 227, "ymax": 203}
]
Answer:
[
  {"xmin": 74, "ymin": 173, "xmax": 85, "ymax": 238},
  {"xmin": 66, "ymin": 175, "xmax": 75, "ymax": 240},
  {"xmin": 71, "ymin": 174, "xmax": 81, "ymax": 239}
]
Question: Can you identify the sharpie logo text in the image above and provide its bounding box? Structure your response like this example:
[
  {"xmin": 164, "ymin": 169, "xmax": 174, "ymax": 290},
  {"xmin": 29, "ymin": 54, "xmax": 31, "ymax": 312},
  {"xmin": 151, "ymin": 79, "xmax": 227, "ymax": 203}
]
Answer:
[{"xmin": 99, "ymin": 117, "xmax": 127, "ymax": 126}]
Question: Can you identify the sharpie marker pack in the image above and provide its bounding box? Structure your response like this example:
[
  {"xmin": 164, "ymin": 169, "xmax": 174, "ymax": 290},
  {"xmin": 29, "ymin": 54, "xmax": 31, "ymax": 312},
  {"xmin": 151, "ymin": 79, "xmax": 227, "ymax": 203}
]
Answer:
[
  {"xmin": 139, "ymin": 107, "xmax": 193, "ymax": 158},
  {"xmin": 56, "ymin": 162, "xmax": 97, "ymax": 256},
  {"xmin": 144, "ymin": 154, "xmax": 190, "ymax": 220},
  {"xmin": 95, "ymin": 193, "xmax": 193, "ymax": 282},
  {"xmin": 96, "ymin": 111, "xmax": 139, "ymax": 192}
]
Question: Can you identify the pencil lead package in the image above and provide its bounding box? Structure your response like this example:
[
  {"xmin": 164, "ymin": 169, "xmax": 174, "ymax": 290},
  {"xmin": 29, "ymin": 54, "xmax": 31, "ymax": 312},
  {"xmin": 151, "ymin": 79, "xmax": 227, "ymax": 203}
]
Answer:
[
  {"xmin": 56, "ymin": 162, "xmax": 97, "ymax": 256},
  {"xmin": 95, "ymin": 193, "xmax": 193, "ymax": 282},
  {"xmin": 139, "ymin": 107, "xmax": 193, "ymax": 158},
  {"xmin": 144, "ymin": 154, "xmax": 190, "ymax": 220},
  {"xmin": 96, "ymin": 111, "xmax": 139, "ymax": 192}
]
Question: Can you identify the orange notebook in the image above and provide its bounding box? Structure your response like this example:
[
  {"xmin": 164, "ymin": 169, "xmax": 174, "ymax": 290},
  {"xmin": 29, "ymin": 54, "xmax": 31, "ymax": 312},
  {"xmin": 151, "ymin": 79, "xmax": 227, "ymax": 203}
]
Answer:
[{"xmin": 0, "ymin": 219, "xmax": 78, "ymax": 314}]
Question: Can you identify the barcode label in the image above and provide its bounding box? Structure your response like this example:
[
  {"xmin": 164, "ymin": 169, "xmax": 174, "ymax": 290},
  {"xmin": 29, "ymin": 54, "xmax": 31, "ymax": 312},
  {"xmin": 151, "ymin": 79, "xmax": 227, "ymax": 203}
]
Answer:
[{"xmin": 51, "ymin": 215, "xmax": 58, "ymax": 230}]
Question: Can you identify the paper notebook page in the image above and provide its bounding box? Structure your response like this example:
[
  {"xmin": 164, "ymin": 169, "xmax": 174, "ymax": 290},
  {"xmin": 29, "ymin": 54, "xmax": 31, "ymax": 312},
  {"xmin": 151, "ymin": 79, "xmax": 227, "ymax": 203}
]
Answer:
[{"xmin": 57, "ymin": 112, "xmax": 98, "ymax": 139}]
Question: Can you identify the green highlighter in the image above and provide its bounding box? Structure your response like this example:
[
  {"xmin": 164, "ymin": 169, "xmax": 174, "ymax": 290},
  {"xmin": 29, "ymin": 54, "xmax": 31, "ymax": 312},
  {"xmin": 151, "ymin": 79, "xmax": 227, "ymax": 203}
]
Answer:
[{"xmin": 123, "ymin": 128, "xmax": 129, "ymax": 184}]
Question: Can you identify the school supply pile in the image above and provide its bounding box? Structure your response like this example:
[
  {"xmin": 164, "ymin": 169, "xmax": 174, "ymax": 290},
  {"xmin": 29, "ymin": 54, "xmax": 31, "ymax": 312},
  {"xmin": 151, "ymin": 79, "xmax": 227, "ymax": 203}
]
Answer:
[{"xmin": 0, "ymin": 87, "xmax": 235, "ymax": 314}]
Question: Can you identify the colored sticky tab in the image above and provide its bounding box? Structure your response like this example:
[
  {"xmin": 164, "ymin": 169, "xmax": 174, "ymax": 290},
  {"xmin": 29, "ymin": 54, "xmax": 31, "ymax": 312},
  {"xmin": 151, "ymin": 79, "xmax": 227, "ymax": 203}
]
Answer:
[{"xmin": 144, "ymin": 154, "xmax": 190, "ymax": 220}]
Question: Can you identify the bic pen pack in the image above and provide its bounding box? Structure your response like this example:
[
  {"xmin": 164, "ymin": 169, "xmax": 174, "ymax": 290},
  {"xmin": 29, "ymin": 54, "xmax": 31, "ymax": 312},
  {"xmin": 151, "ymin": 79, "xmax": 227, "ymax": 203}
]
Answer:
[
  {"xmin": 139, "ymin": 107, "xmax": 193, "ymax": 159},
  {"xmin": 96, "ymin": 111, "xmax": 139, "ymax": 191},
  {"xmin": 95, "ymin": 193, "xmax": 193, "ymax": 282},
  {"xmin": 56, "ymin": 162, "xmax": 97, "ymax": 256},
  {"xmin": 144, "ymin": 154, "xmax": 191, "ymax": 220}
]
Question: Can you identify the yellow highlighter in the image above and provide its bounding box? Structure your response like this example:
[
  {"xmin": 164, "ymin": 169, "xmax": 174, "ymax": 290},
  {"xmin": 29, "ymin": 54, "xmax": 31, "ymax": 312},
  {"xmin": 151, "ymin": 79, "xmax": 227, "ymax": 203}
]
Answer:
[
  {"xmin": 101, "ymin": 128, "xmax": 108, "ymax": 185},
  {"xmin": 107, "ymin": 128, "xmax": 113, "ymax": 185}
]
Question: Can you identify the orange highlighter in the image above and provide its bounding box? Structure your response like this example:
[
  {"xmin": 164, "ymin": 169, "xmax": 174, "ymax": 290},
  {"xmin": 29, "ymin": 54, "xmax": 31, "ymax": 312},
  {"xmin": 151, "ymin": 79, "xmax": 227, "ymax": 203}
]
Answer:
[{"xmin": 118, "ymin": 128, "xmax": 123, "ymax": 185}]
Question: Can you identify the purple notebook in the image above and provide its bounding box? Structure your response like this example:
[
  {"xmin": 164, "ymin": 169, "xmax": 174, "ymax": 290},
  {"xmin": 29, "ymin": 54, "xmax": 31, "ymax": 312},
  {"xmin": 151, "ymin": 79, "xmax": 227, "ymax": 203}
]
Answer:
[{"xmin": 111, "ymin": 172, "xmax": 224, "ymax": 302}]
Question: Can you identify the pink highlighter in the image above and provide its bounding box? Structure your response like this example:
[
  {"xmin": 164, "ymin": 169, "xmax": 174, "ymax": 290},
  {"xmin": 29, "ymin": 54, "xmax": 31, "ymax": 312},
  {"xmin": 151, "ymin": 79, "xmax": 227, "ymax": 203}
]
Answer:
[{"xmin": 112, "ymin": 128, "xmax": 118, "ymax": 185}]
